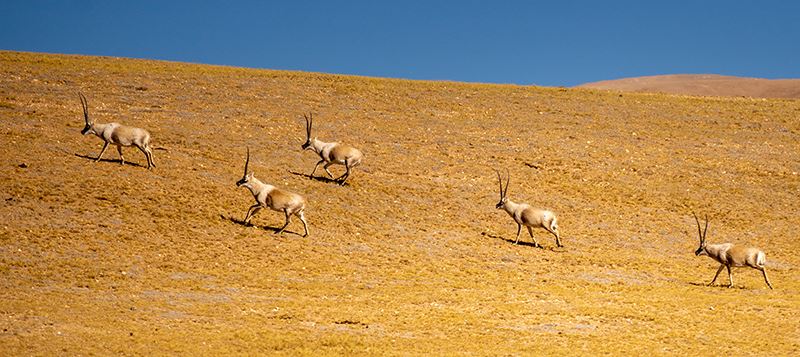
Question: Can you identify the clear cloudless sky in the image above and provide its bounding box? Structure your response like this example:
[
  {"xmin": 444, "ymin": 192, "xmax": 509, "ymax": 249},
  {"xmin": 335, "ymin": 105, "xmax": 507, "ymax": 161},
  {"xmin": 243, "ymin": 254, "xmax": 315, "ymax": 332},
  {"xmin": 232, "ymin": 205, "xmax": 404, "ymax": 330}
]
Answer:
[{"xmin": 1, "ymin": 0, "xmax": 799, "ymax": 86}]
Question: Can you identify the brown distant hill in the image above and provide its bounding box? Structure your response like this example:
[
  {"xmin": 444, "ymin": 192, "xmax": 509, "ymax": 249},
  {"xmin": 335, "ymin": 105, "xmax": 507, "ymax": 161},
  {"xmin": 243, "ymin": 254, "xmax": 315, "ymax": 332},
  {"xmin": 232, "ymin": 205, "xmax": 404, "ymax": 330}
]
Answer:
[{"xmin": 577, "ymin": 74, "xmax": 800, "ymax": 99}]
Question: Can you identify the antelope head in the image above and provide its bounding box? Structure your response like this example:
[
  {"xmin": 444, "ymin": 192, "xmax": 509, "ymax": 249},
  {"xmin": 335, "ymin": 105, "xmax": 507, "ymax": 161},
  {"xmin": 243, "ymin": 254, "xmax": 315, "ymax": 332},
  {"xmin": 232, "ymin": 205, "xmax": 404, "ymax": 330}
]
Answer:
[
  {"xmin": 495, "ymin": 169, "xmax": 510, "ymax": 209},
  {"xmin": 79, "ymin": 92, "xmax": 95, "ymax": 135},
  {"xmin": 301, "ymin": 113, "xmax": 314, "ymax": 150},
  {"xmin": 236, "ymin": 147, "xmax": 255, "ymax": 187},
  {"xmin": 693, "ymin": 212, "xmax": 709, "ymax": 256}
]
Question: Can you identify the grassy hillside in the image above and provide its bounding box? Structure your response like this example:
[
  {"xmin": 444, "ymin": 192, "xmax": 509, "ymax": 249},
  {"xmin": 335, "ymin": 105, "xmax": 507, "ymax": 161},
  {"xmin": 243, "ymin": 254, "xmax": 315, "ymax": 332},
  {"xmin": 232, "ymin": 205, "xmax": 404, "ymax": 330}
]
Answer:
[{"xmin": 1, "ymin": 51, "xmax": 799, "ymax": 355}]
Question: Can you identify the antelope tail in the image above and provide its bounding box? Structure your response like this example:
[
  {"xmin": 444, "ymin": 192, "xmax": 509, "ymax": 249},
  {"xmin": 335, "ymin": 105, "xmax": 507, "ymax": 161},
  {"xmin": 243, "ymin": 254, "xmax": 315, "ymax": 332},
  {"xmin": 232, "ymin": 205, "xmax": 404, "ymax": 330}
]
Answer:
[
  {"xmin": 756, "ymin": 251, "xmax": 767, "ymax": 267},
  {"xmin": 550, "ymin": 215, "xmax": 559, "ymax": 232}
]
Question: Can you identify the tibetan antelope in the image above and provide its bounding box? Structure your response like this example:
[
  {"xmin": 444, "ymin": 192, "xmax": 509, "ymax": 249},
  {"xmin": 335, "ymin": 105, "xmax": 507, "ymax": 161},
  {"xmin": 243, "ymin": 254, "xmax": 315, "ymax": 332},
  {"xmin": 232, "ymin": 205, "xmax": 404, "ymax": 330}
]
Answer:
[
  {"xmin": 693, "ymin": 213, "xmax": 773, "ymax": 289},
  {"xmin": 237, "ymin": 148, "xmax": 309, "ymax": 237},
  {"xmin": 301, "ymin": 113, "xmax": 363, "ymax": 186},
  {"xmin": 78, "ymin": 92, "xmax": 156, "ymax": 169},
  {"xmin": 494, "ymin": 170, "xmax": 563, "ymax": 248}
]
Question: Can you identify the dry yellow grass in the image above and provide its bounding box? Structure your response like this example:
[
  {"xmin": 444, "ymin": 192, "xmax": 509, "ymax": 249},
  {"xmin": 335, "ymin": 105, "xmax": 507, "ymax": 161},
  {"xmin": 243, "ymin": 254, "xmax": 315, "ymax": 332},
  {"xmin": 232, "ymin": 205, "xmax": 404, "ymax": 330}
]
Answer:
[{"xmin": 1, "ymin": 51, "xmax": 799, "ymax": 355}]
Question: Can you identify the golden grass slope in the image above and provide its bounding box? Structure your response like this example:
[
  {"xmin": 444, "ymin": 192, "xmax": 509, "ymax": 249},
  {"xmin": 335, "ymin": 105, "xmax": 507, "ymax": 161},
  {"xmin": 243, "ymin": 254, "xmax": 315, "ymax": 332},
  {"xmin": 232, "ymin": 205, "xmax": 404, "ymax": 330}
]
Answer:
[
  {"xmin": 578, "ymin": 74, "xmax": 800, "ymax": 99},
  {"xmin": 1, "ymin": 51, "xmax": 799, "ymax": 355}
]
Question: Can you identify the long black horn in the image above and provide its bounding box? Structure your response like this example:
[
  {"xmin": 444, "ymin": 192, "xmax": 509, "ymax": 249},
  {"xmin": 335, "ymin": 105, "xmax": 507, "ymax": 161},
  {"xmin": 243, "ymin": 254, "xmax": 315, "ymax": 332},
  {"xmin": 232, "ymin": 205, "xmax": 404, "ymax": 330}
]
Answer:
[
  {"xmin": 693, "ymin": 212, "xmax": 703, "ymax": 244},
  {"xmin": 703, "ymin": 214, "xmax": 709, "ymax": 242},
  {"xmin": 243, "ymin": 147, "xmax": 250, "ymax": 176},
  {"xmin": 304, "ymin": 113, "xmax": 312, "ymax": 138},
  {"xmin": 504, "ymin": 169, "xmax": 510, "ymax": 197},
  {"xmin": 79, "ymin": 92, "xmax": 89, "ymax": 124},
  {"xmin": 494, "ymin": 169, "xmax": 503, "ymax": 198}
]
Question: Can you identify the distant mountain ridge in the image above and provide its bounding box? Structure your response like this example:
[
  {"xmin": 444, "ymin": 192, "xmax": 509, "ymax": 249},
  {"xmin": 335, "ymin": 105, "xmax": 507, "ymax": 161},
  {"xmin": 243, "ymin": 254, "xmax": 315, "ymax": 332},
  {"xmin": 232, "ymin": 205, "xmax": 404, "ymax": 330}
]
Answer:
[{"xmin": 576, "ymin": 74, "xmax": 800, "ymax": 99}]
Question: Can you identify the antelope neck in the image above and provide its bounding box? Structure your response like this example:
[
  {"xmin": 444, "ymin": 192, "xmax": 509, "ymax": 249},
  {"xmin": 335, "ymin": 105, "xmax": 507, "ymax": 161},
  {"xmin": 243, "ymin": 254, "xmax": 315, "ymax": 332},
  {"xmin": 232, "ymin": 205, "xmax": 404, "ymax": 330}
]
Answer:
[
  {"xmin": 242, "ymin": 175, "xmax": 271, "ymax": 195},
  {"xmin": 502, "ymin": 199, "xmax": 522, "ymax": 216},
  {"xmin": 89, "ymin": 122, "xmax": 111, "ymax": 137},
  {"xmin": 310, "ymin": 138, "xmax": 333, "ymax": 155}
]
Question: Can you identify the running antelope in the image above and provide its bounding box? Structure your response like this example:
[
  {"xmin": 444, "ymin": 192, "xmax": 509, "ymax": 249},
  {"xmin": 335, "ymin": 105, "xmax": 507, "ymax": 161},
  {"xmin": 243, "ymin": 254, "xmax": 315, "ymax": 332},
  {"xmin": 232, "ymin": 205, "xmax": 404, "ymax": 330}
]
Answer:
[
  {"xmin": 693, "ymin": 213, "xmax": 773, "ymax": 289},
  {"xmin": 78, "ymin": 92, "xmax": 156, "ymax": 169},
  {"xmin": 301, "ymin": 113, "xmax": 363, "ymax": 186},
  {"xmin": 237, "ymin": 148, "xmax": 309, "ymax": 237},
  {"xmin": 494, "ymin": 170, "xmax": 563, "ymax": 248}
]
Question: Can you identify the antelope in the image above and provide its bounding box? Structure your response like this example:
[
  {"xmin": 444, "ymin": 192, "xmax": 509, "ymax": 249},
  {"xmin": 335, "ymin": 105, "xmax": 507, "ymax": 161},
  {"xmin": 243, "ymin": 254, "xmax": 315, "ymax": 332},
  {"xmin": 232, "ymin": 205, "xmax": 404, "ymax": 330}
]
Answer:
[
  {"xmin": 236, "ymin": 148, "xmax": 309, "ymax": 237},
  {"xmin": 78, "ymin": 92, "xmax": 156, "ymax": 169},
  {"xmin": 301, "ymin": 113, "xmax": 363, "ymax": 186},
  {"xmin": 494, "ymin": 170, "xmax": 563, "ymax": 248},
  {"xmin": 692, "ymin": 213, "xmax": 773, "ymax": 289}
]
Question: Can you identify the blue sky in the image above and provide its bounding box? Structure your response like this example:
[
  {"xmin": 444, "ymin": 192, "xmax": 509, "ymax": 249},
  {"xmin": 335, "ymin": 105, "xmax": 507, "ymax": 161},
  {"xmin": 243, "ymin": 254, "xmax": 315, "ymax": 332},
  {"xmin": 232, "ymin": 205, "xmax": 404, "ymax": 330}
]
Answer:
[{"xmin": 2, "ymin": 1, "xmax": 799, "ymax": 86}]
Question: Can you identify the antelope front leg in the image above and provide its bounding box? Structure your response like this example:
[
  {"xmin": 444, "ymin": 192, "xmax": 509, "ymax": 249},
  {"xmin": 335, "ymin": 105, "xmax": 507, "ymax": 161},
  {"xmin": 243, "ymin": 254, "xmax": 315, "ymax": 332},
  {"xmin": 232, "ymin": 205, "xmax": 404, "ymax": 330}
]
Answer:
[
  {"xmin": 323, "ymin": 162, "xmax": 335, "ymax": 178},
  {"xmin": 514, "ymin": 224, "xmax": 522, "ymax": 244},
  {"xmin": 726, "ymin": 265, "xmax": 734, "ymax": 288},
  {"xmin": 95, "ymin": 142, "xmax": 110, "ymax": 162},
  {"xmin": 276, "ymin": 209, "xmax": 291, "ymax": 234},
  {"xmin": 243, "ymin": 204, "xmax": 261, "ymax": 225},
  {"xmin": 309, "ymin": 160, "xmax": 324, "ymax": 178},
  {"xmin": 708, "ymin": 264, "xmax": 725, "ymax": 286},
  {"xmin": 116, "ymin": 145, "xmax": 125, "ymax": 165}
]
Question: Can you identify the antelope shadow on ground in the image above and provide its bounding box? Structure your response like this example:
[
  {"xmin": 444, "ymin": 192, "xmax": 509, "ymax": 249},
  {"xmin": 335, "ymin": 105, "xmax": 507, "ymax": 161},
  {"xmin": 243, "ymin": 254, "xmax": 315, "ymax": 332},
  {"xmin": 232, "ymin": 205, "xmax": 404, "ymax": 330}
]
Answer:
[
  {"xmin": 287, "ymin": 170, "xmax": 346, "ymax": 185},
  {"xmin": 74, "ymin": 153, "xmax": 146, "ymax": 168},
  {"xmin": 481, "ymin": 231, "xmax": 566, "ymax": 251},
  {"xmin": 220, "ymin": 214, "xmax": 305, "ymax": 236},
  {"xmin": 688, "ymin": 281, "xmax": 750, "ymax": 290}
]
